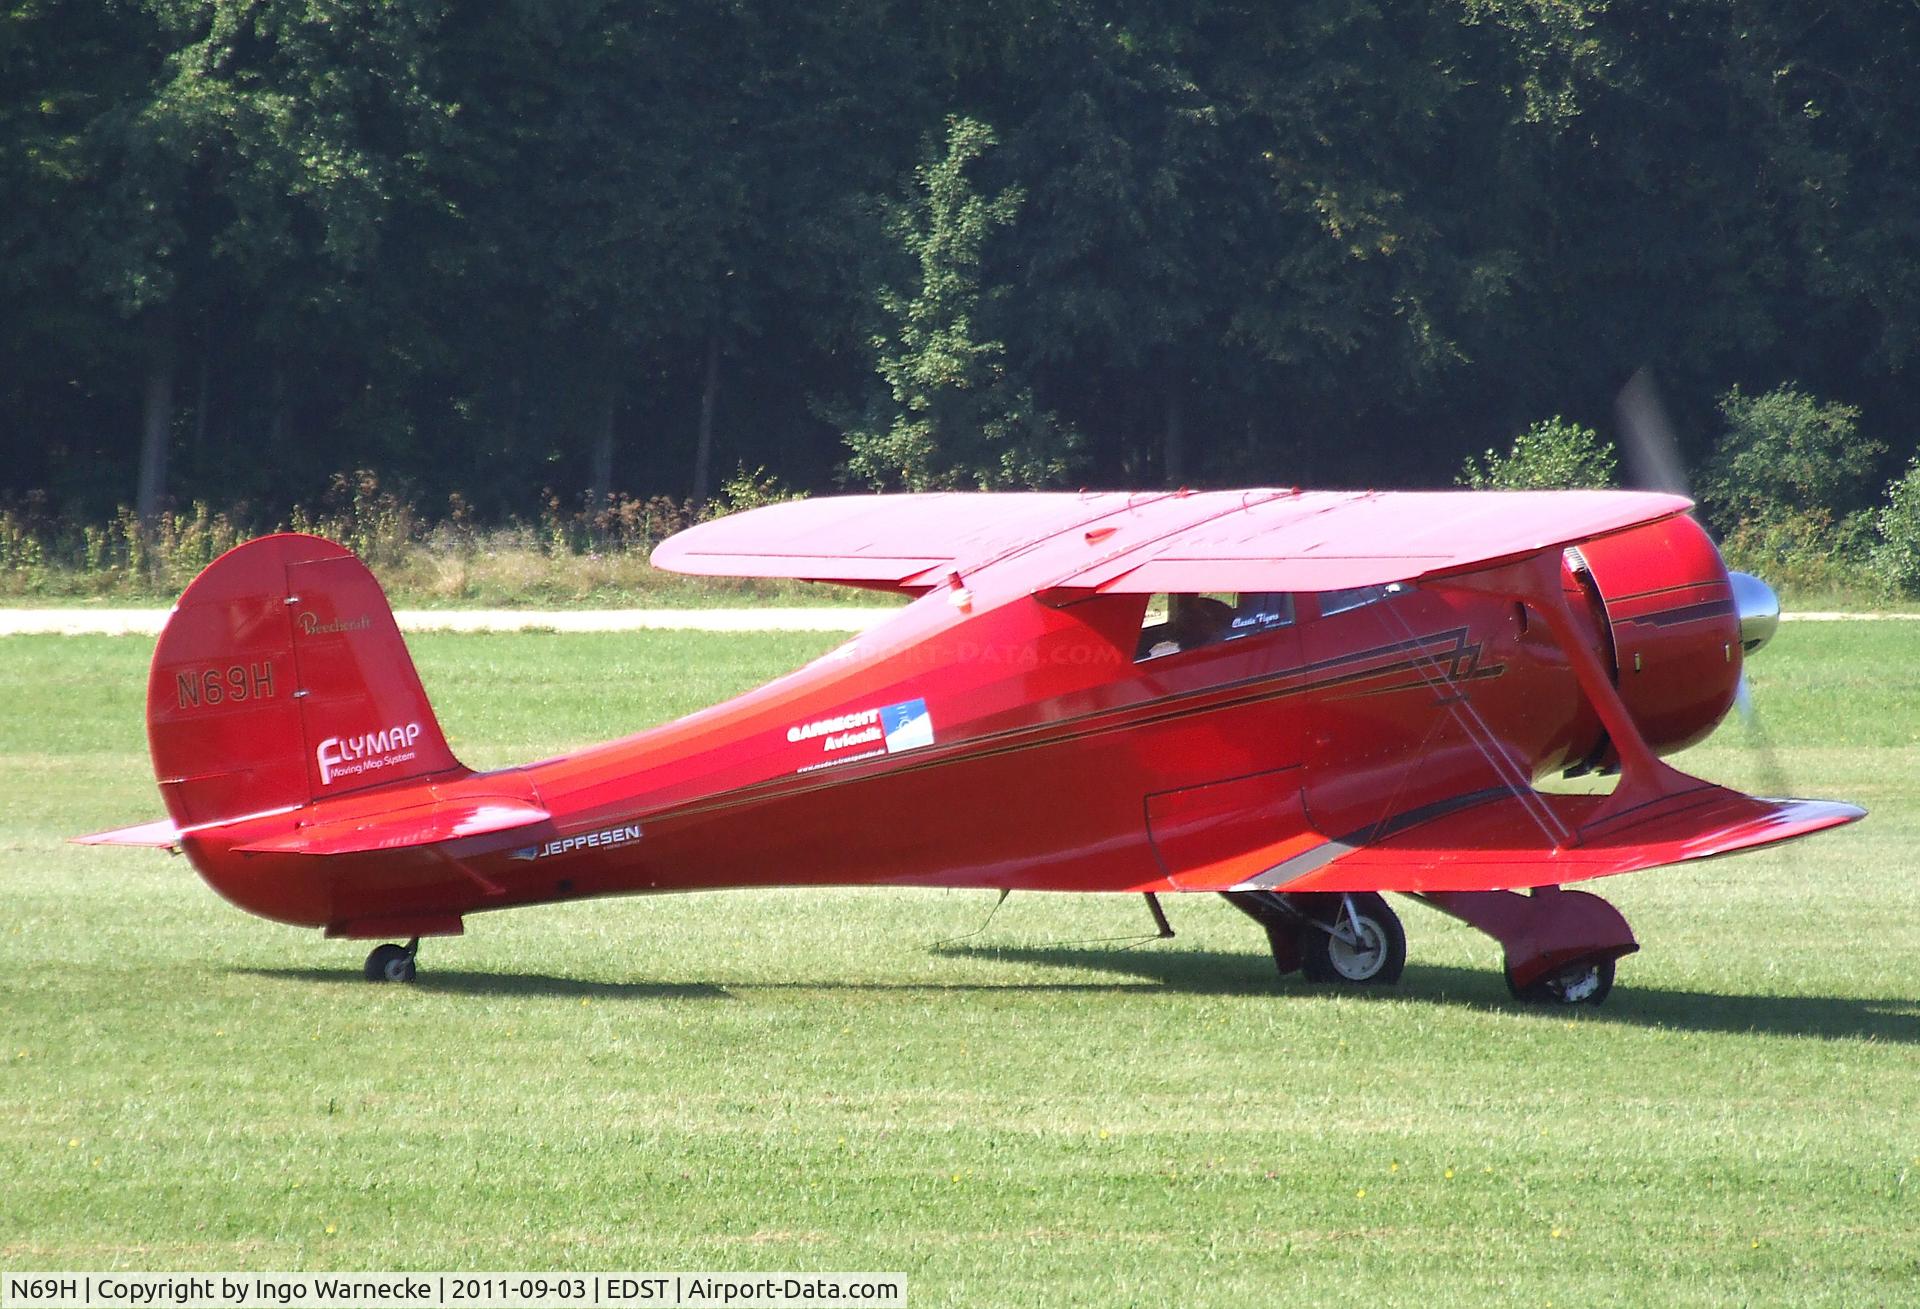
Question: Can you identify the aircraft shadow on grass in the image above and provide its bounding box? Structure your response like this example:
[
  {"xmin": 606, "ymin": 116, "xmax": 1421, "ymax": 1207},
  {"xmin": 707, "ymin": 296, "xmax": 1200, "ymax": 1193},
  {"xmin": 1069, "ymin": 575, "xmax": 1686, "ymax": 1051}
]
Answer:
[
  {"xmin": 246, "ymin": 944, "xmax": 1919, "ymax": 1045},
  {"xmin": 933, "ymin": 943, "xmax": 1920, "ymax": 1045},
  {"xmin": 241, "ymin": 967, "xmax": 731, "ymax": 1002}
]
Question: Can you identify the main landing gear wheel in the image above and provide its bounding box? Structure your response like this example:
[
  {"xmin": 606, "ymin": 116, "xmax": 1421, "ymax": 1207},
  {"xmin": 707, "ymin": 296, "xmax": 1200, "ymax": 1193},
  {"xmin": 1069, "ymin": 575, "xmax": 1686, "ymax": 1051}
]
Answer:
[
  {"xmin": 1300, "ymin": 892, "xmax": 1406, "ymax": 986},
  {"xmin": 364, "ymin": 939, "xmax": 419, "ymax": 984},
  {"xmin": 1507, "ymin": 956, "xmax": 1614, "ymax": 1006}
]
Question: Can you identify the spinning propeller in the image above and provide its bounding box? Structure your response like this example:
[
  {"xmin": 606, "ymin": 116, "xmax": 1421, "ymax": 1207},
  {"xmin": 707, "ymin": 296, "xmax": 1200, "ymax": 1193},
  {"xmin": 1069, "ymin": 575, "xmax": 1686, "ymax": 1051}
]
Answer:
[{"xmin": 1615, "ymin": 368, "xmax": 1789, "ymax": 791}]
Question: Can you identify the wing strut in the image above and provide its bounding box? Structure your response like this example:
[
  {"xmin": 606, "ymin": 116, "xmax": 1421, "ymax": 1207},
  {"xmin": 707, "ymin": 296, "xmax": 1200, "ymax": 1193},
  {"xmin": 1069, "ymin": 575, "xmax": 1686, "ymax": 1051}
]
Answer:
[
  {"xmin": 1429, "ymin": 551, "xmax": 1706, "ymax": 839},
  {"xmin": 1378, "ymin": 599, "xmax": 1576, "ymax": 849}
]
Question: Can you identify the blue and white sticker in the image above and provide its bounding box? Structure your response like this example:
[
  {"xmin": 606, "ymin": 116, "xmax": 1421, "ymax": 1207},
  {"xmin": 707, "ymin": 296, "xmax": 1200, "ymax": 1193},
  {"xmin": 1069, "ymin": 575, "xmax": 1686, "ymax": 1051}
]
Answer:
[{"xmin": 881, "ymin": 697, "xmax": 934, "ymax": 753}]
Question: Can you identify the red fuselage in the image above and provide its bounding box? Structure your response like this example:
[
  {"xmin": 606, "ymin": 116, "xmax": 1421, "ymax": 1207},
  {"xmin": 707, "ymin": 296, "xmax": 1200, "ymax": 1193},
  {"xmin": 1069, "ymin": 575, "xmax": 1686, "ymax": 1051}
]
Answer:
[{"xmin": 179, "ymin": 517, "xmax": 1741, "ymax": 938}]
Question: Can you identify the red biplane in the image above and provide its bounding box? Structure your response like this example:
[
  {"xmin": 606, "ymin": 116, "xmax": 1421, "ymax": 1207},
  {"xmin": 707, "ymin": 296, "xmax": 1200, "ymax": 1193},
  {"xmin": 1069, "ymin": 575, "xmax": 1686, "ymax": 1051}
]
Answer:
[{"xmin": 81, "ymin": 488, "xmax": 1863, "ymax": 1004}]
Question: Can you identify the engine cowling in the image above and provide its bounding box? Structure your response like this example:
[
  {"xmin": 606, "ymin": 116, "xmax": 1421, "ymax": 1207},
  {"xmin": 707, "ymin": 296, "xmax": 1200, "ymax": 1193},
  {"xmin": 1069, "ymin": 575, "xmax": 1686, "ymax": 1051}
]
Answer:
[{"xmin": 1570, "ymin": 515, "xmax": 1743, "ymax": 757}]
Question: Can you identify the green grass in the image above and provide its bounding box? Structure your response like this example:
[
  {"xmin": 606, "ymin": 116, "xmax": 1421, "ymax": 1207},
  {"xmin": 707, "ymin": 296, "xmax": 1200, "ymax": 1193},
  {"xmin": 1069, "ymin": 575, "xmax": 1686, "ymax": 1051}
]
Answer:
[{"xmin": 3, "ymin": 626, "xmax": 1917, "ymax": 1305}]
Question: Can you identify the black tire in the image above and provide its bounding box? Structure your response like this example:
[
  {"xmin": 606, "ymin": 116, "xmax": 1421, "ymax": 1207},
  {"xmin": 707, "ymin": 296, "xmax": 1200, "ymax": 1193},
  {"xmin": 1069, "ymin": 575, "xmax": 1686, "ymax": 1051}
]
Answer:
[
  {"xmin": 364, "ymin": 942, "xmax": 416, "ymax": 983},
  {"xmin": 1298, "ymin": 892, "xmax": 1406, "ymax": 986},
  {"xmin": 1507, "ymin": 956, "xmax": 1614, "ymax": 1006}
]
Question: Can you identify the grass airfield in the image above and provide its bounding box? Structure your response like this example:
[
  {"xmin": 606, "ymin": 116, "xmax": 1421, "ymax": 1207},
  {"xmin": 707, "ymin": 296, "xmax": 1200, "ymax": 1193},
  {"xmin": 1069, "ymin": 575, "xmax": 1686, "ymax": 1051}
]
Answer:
[{"xmin": 2, "ymin": 625, "xmax": 1916, "ymax": 1307}]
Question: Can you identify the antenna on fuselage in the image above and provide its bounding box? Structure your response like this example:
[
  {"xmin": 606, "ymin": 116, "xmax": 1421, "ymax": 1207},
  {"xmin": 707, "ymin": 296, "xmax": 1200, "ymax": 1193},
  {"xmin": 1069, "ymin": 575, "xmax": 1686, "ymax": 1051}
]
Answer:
[{"xmin": 932, "ymin": 888, "xmax": 1012, "ymax": 947}]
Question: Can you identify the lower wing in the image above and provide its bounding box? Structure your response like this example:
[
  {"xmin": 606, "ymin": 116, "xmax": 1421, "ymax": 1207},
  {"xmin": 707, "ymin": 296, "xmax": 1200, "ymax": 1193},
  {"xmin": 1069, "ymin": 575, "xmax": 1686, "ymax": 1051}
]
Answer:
[{"xmin": 1216, "ymin": 784, "xmax": 1863, "ymax": 895}]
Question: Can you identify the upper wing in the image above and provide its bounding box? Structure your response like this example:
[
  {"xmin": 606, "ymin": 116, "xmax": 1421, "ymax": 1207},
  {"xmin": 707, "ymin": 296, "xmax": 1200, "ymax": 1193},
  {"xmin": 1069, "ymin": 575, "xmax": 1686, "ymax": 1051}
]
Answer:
[
  {"xmin": 651, "ymin": 488, "xmax": 1694, "ymax": 595},
  {"xmin": 1058, "ymin": 489, "xmax": 1694, "ymax": 594},
  {"xmin": 650, "ymin": 492, "xmax": 1168, "ymax": 590}
]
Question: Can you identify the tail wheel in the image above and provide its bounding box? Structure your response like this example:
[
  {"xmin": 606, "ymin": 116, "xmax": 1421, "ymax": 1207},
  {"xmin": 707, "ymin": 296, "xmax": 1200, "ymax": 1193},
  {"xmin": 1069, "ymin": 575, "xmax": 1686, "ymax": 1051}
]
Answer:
[
  {"xmin": 1299, "ymin": 892, "xmax": 1406, "ymax": 986},
  {"xmin": 364, "ymin": 941, "xmax": 417, "ymax": 983},
  {"xmin": 1507, "ymin": 956, "xmax": 1615, "ymax": 1006}
]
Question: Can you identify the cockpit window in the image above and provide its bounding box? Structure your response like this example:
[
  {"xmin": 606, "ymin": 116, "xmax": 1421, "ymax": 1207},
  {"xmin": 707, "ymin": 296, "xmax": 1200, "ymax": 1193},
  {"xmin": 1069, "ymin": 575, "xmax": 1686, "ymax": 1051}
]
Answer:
[
  {"xmin": 1316, "ymin": 582, "xmax": 1405, "ymax": 617},
  {"xmin": 1137, "ymin": 592, "xmax": 1295, "ymax": 661},
  {"xmin": 1225, "ymin": 592, "xmax": 1294, "ymax": 637}
]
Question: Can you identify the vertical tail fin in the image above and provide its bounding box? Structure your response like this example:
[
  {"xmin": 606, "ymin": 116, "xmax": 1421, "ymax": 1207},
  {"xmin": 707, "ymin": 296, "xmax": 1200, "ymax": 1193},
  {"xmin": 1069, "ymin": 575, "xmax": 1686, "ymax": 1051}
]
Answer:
[{"xmin": 146, "ymin": 533, "xmax": 463, "ymax": 827}]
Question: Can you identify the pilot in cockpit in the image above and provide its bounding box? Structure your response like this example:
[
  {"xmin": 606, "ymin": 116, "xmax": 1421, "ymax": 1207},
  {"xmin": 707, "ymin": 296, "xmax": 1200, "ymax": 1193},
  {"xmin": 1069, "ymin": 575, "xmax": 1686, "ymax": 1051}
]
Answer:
[{"xmin": 1141, "ymin": 594, "xmax": 1233, "ymax": 659}]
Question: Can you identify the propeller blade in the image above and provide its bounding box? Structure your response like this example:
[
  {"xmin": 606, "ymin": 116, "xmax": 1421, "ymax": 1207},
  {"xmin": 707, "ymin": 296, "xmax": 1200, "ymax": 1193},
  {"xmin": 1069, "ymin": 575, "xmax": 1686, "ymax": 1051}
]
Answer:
[
  {"xmin": 1614, "ymin": 377, "xmax": 1789, "ymax": 791},
  {"xmin": 1615, "ymin": 366, "xmax": 1693, "ymax": 499},
  {"xmin": 1731, "ymin": 670, "xmax": 1793, "ymax": 799}
]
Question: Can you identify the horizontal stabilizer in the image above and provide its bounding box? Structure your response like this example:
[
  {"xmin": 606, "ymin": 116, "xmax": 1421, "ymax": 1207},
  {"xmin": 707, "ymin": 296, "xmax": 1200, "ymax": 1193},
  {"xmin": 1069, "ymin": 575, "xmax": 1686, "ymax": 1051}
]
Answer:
[
  {"xmin": 73, "ymin": 818, "xmax": 183, "ymax": 848},
  {"xmin": 1239, "ymin": 787, "xmax": 1864, "ymax": 895},
  {"xmin": 234, "ymin": 798, "xmax": 550, "ymax": 856}
]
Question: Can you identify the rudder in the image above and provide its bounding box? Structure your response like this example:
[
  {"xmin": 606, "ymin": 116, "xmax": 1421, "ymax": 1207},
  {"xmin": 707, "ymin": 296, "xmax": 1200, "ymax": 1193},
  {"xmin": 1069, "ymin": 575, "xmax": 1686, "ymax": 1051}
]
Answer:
[{"xmin": 147, "ymin": 533, "xmax": 463, "ymax": 827}]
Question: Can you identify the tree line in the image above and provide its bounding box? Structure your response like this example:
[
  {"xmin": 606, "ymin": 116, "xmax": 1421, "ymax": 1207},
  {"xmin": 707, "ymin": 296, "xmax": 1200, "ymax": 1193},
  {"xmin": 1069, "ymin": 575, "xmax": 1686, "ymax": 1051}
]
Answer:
[{"xmin": 3, "ymin": 1, "xmax": 1916, "ymax": 526}]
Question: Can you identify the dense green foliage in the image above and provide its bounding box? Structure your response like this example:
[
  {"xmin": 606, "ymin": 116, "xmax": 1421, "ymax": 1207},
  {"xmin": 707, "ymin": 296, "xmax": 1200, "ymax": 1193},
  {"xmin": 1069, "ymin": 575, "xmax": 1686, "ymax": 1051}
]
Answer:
[
  {"xmin": 1458, "ymin": 417, "xmax": 1618, "ymax": 490},
  {"xmin": 1704, "ymin": 386, "xmax": 1884, "ymax": 591},
  {"xmin": 1869, "ymin": 458, "xmax": 1920, "ymax": 598},
  {"xmin": 840, "ymin": 118, "xmax": 1079, "ymax": 490},
  {"xmin": 4, "ymin": 1, "xmax": 1919, "ymax": 521},
  {"xmin": 1701, "ymin": 388, "xmax": 1881, "ymax": 537}
]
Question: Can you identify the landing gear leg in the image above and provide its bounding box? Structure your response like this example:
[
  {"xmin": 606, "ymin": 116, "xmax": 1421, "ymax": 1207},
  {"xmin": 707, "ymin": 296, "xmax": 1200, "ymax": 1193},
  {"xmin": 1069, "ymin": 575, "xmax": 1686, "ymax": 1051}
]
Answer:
[
  {"xmin": 364, "ymin": 937, "xmax": 419, "ymax": 983},
  {"xmin": 1417, "ymin": 887, "xmax": 1635, "ymax": 1007},
  {"xmin": 1221, "ymin": 890, "xmax": 1407, "ymax": 985},
  {"xmin": 1221, "ymin": 890, "xmax": 1305, "ymax": 975}
]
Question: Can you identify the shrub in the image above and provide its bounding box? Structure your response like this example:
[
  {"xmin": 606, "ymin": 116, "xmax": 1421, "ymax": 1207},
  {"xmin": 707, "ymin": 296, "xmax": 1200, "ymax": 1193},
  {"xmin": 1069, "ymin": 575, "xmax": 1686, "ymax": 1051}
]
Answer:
[
  {"xmin": 1, "ymin": 510, "xmax": 46, "ymax": 579},
  {"xmin": 1718, "ymin": 508, "xmax": 1877, "ymax": 595},
  {"xmin": 1695, "ymin": 385, "xmax": 1883, "ymax": 594},
  {"xmin": 1697, "ymin": 385, "xmax": 1882, "ymax": 538},
  {"xmin": 285, "ymin": 470, "xmax": 416, "ymax": 568},
  {"xmin": 0, "ymin": 469, "xmax": 736, "ymax": 600},
  {"xmin": 141, "ymin": 502, "xmax": 246, "ymax": 592},
  {"xmin": 1457, "ymin": 417, "xmax": 1619, "ymax": 490},
  {"xmin": 709, "ymin": 464, "xmax": 803, "ymax": 517},
  {"xmin": 1870, "ymin": 457, "xmax": 1920, "ymax": 598}
]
